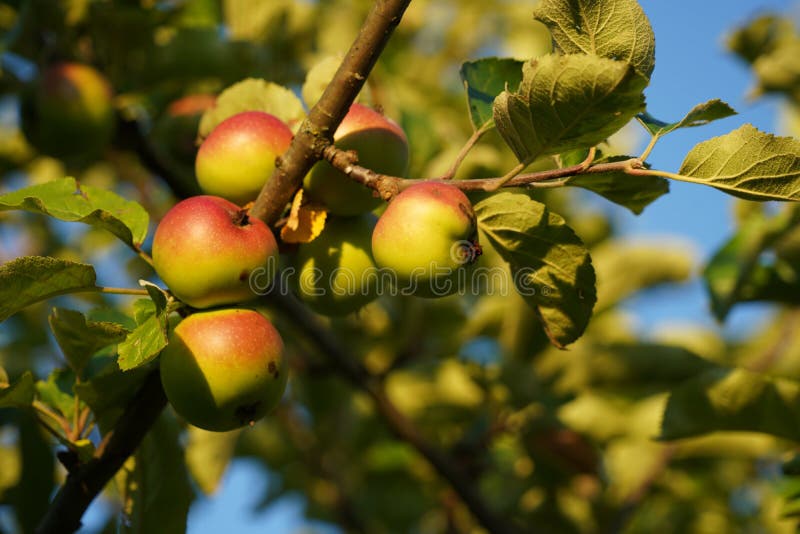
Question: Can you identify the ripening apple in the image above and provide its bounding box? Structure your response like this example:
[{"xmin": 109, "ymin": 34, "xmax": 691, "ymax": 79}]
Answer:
[
  {"xmin": 303, "ymin": 103, "xmax": 409, "ymax": 216},
  {"xmin": 152, "ymin": 195, "xmax": 279, "ymax": 309},
  {"xmin": 160, "ymin": 308, "xmax": 287, "ymax": 432},
  {"xmin": 371, "ymin": 182, "xmax": 481, "ymax": 297},
  {"xmin": 294, "ymin": 215, "xmax": 378, "ymax": 315},
  {"xmin": 20, "ymin": 62, "xmax": 115, "ymax": 163},
  {"xmin": 150, "ymin": 94, "xmax": 216, "ymax": 196},
  {"xmin": 195, "ymin": 111, "xmax": 293, "ymax": 205}
]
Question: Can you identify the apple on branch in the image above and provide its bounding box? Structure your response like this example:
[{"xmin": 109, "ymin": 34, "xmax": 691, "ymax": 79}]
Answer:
[
  {"xmin": 372, "ymin": 182, "xmax": 481, "ymax": 297},
  {"xmin": 303, "ymin": 103, "xmax": 409, "ymax": 216},
  {"xmin": 196, "ymin": 111, "xmax": 294, "ymax": 205},
  {"xmin": 152, "ymin": 195, "xmax": 279, "ymax": 309},
  {"xmin": 160, "ymin": 308, "xmax": 287, "ymax": 432}
]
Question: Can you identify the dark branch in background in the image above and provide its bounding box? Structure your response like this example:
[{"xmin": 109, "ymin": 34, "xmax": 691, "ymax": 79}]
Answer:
[
  {"xmin": 267, "ymin": 291, "xmax": 521, "ymax": 534},
  {"xmin": 249, "ymin": 0, "xmax": 413, "ymax": 224},
  {"xmin": 323, "ymin": 144, "xmax": 644, "ymax": 200},
  {"xmin": 35, "ymin": 371, "xmax": 167, "ymax": 534}
]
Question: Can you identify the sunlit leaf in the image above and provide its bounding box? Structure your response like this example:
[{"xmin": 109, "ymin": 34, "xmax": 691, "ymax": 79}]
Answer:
[
  {"xmin": 677, "ymin": 124, "xmax": 800, "ymax": 201},
  {"xmin": 534, "ymin": 0, "xmax": 656, "ymax": 78},
  {"xmin": 494, "ymin": 54, "xmax": 647, "ymax": 163},
  {"xmin": 636, "ymin": 99, "xmax": 737, "ymax": 137},
  {"xmin": 459, "ymin": 57, "xmax": 523, "ymax": 129},
  {"xmin": 475, "ymin": 192, "xmax": 596, "ymax": 347},
  {"xmin": 0, "ymin": 257, "xmax": 97, "ymax": 323},
  {"xmin": 117, "ymin": 312, "xmax": 168, "ymax": 371},
  {"xmin": 198, "ymin": 78, "xmax": 305, "ymax": 137},
  {"xmin": 0, "ymin": 177, "xmax": 149, "ymax": 248}
]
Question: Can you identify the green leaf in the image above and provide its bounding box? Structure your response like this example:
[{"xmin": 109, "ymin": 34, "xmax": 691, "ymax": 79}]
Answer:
[
  {"xmin": 677, "ymin": 124, "xmax": 800, "ymax": 201},
  {"xmin": 0, "ymin": 372, "xmax": 35, "ymax": 408},
  {"xmin": 565, "ymin": 156, "xmax": 668, "ymax": 214},
  {"xmin": 186, "ymin": 427, "xmax": 241, "ymax": 494},
  {"xmin": 0, "ymin": 257, "xmax": 97, "ymax": 323},
  {"xmin": 74, "ymin": 365, "xmax": 150, "ymax": 432},
  {"xmin": 459, "ymin": 57, "xmax": 524, "ymax": 129},
  {"xmin": 117, "ymin": 414, "xmax": 193, "ymax": 533},
  {"xmin": 35, "ymin": 371, "xmax": 77, "ymax": 420},
  {"xmin": 533, "ymin": 0, "xmax": 656, "ymax": 78},
  {"xmin": 117, "ymin": 312, "xmax": 169, "ymax": 371},
  {"xmin": 198, "ymin": 78, "xmax": 305, "ymax": 137},
  {"xmin": 703, "ymin": 207, "xmax": 800, "ymax": 320},
  {"xmin": 0, "ymin": 366, "xmax": 7, "ymax": 387},
  {"xmin": 636, "ymin": 99, "xmax": 737, "ymax": 137},
  {"xmin": 475, "ymin": 192, "xmax": 597, "ymax": 347},
  {"xmin": 493, "ymin": 54, "xmax": 647, "ymax": 163},
  {"xmin": 660, "ymin": 367, "xmax": 800, "ymax": 442},
  {"xmin": 0, "ymin": 177, "xmax": 150, "ymax": 248},
  {"xmin": 49, "ymin": 308, "xmax": 129, "ymax": 376}
]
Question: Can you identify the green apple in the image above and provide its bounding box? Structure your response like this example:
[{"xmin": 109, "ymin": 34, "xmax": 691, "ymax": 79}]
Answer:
[
  {"xmin": 20, "ymin": 62, "xmax": 115, "ymax": 163},
  {"xmin": 160, "ymin": 308, "xmax": 287, "ymax": 432},
  {"xmin": 303, "ymin": 103, "xmax": 409, "ymax": 216},
  {"xmin": 371, "ymin": 182, "xmax": 481, "ymax": 297},
  {"xmin": 195, "ymin": 111, "xmax": 293, "ymax": 205},
  {"xmin": 294, "ymin": 215, "xmax": 378, "ymax": 315},
  {"xmin": 150, "ymin": 94, "xmax": 216, "ymax": 196},
  {"xmin": 152, "ymin": 195, "xmax": 279, "ymax": 309}
]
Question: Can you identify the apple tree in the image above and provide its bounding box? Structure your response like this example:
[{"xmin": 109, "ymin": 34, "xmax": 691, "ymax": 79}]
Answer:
[{"xmin": 1, "ymin": 0, "xmax": 800, "ymax": 533}]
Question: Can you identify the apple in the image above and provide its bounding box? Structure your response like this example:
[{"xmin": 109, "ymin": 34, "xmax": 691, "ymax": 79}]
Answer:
[
  {"xmin": 150, "ymin": 94, "xmax": 216, "ymax": 196},
  {"xmin": 160, "ymin": 308, "xmax": 287, "ymax": 432},
  {"xmin": 195, "ymin": 111, "xmax": 293, "ymax": 205},
  {"xmin": 371, "ymin": 182, "xmax": 481, "ymax": 297},
  {"xmin": 294, "ymin": 215, "xmax": 379, "ymax": 315},
  {"xmin": 152, "ymin": 195, "xmax": 279, "ymax": 309},
  {"xmin": 303, "ymin": 103, "xmax": 409, "ymax": 216},
  {"xmin": 20, "ymin": 62, "xmax": 115, "ymax": 163}
]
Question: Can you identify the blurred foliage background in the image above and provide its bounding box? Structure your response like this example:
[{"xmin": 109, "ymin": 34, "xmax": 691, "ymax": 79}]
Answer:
[{"xmin": 1, "ymin": 1, "xmax": 800, "ymax": 533}]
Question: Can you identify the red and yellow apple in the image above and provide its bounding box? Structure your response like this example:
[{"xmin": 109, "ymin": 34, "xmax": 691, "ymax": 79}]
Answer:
[
  {"xmin": 195, "ymin": 111, "xmax": 293, "ymax": 205},
  {"xmin": 20, "ymin": 62, "xmax": 115, "ymax": 162},
  {"xmin": 303, "ymin": 103, "xmax": 409, "ymax": 216},
  {"xmin": 160, "ymin": 308, "xmax": 287, "ymax": 432},
  {"xmin": 294, "ymin": 215, "xmax": 379, "ymax": 315},
  {"xmin": 152, "ymin": 195, "xmax": 279, "ymax": 308},
  {"xmin": 371, "ymin": 182, "xmax": 481, "ymax": 297}
]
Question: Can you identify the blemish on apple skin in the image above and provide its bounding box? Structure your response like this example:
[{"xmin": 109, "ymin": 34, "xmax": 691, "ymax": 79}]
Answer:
[
  {"xmin": 239, "ymin": 270, "xmax": 250, "ymax": 281},
  {"xmin": 268, "ymin": 361, "xmax": 279, "ymax": 378}
]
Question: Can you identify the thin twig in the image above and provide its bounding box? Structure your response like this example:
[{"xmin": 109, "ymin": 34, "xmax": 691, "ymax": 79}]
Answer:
[
  {"xmin": 323, "ymin": 144, "xmax": 644, "ymax": 200},
  {"xmin": 439, "ymin": 121, "xmax": 495, "ymax": 180}
]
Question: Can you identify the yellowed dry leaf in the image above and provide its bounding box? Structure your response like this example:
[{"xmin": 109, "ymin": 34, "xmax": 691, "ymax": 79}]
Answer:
[{"xmin": 280, "ymin": 189, "xmax": 327, "ymax": 243}]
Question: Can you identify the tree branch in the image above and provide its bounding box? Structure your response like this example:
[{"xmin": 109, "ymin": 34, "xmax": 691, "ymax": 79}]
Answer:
[
  {"xmin": 35, "ymin": 371, "xmax": 167, "ymax": 534},
  {"xmin": 322, "ymin": 144, "xmax": 645, "ymax": 200},
  {"xmin": 249, "ymin": 0, "xmax": 412, "ymax": 224},
  {"xmin": 266, "ymin": 290, "xmax": 521, "ymax": 534}
]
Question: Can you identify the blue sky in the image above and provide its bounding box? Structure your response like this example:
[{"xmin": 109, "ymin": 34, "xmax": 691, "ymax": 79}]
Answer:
[{"xmin": 70, "ymin": 1, "xmax": 795, "ymax": 532}]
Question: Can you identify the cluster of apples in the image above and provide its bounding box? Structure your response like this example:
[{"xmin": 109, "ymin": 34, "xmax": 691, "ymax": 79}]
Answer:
[{"xmin": 151, "ymin": 102, "xmax": 481, "ymax": 432}]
